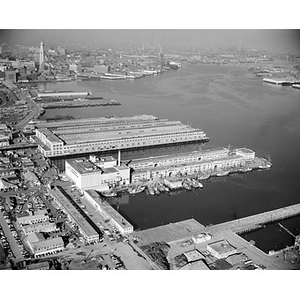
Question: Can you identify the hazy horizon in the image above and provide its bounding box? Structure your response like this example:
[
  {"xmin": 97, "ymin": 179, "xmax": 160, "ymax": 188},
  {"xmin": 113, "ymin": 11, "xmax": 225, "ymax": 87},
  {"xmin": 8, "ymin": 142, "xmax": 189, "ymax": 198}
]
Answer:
[{"xmin": 0, "ymin": 29, "xmax": 299, "ymax": 50}]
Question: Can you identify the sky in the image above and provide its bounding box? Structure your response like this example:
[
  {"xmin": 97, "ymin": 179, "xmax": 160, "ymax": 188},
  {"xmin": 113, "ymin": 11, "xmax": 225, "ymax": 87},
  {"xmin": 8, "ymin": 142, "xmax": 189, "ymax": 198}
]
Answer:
[
  {"xmin": 0, "ymin": 29, "xmax": 300, "ymax": 50},
  {"xmin": 1, "ymin": 1, "xmax": 299, "ymax": 50}
]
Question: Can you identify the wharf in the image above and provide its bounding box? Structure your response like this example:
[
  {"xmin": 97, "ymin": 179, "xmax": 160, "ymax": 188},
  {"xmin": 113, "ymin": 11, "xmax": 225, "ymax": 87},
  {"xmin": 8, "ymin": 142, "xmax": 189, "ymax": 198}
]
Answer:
[
  {"xmin": 134, "ymin": 203, "xmax": 300, "ymax": 244},
  {"xmin": 206, "ymin": 203, "xmax": 300, "ymax": 234}
]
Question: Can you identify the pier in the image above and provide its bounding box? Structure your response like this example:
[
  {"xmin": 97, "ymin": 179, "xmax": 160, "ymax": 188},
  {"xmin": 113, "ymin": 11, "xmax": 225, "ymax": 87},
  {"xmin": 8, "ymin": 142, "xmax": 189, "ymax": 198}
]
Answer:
[{"xmin": 207, "ymin": 203, "xmax": 300, "ymax": 234}]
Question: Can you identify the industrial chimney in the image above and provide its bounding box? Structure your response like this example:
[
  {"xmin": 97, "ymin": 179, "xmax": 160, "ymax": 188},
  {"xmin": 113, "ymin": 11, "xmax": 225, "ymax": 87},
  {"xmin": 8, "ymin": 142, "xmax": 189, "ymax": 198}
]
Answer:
[{"xmin": 118, "ymin": 150, "xmax": 121, "ymax": 166}]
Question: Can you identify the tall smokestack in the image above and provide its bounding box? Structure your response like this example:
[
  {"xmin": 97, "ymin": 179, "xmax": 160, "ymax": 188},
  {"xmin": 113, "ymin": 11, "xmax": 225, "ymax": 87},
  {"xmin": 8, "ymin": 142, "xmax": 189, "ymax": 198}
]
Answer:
[{"xmin": 118, "ymin": 150, "xmax": 121, "ymax": 166}]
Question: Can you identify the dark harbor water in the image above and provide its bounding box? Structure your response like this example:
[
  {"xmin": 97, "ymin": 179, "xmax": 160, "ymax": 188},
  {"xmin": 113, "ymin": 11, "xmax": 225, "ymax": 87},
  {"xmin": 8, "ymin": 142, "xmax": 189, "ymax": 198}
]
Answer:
[{"xmin": 39, "ymin": 61, "xmax": 300, "ymax": 251}]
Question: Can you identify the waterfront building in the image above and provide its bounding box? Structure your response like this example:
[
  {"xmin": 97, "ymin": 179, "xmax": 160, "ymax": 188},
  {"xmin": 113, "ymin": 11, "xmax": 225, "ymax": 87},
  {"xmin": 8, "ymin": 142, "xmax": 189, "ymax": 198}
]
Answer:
[
  {"xmin": 32, "ymin": 115, "xmax": 208, "ymax": 157},
  {"xmin": 65, "ymin": 155, "xmax": 130, "ymax": 192},
  {"xmin": 131, "ymin": 148, "xmax": 255, "ymax": 183},
  {"xmin": 192, "ymin": 233, "xmax": 212, "ymax": 244},
  {"xmin": 84, "ymin": 189, "xmax": 134, "ymax": 235},
  {"xmin": 128, "ymin": 147, "xmax": 230, "ymax": 170},
  {"xmin": 207, "ymin": 240, "xmax": 237, "ymax": 259},
  {"xmin": 48, "ymin": 186, "xmax": 99, "ymax": 243},
  {"xmin": 37, "ymin": 91, "xmax": 90, "ymax": 98}
]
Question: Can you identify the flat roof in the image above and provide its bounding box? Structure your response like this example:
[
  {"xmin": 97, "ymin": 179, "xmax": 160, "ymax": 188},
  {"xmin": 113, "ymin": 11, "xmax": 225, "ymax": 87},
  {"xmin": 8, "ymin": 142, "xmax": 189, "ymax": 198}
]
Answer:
[
  {"xmin": 180, "ymin": 260, "xmax": 210, "ymax": 270},
  {"xmin": 183, "ymin": 249, "xmax": 205, "ymax": 262},
  {"xmin": 58, "ymin": 124, "xmax": 199, "ymax": 145},
  {"xmin": 102, "ymin": 167, "xmax": 118, "ymax": 174},
  {"xmin": 93, "ymin": 155, "xmax": 116, "ymax": 163},
  {"xmin": 38, "ymin": 128, "xmax": 62, "ymax": 144},
  {"xmin": 36, "ymin": 115, "xmax": 159, "ymax": 129},
  {"xmin": 50, "ymin": 187, "xmax": 98, "ymax": 237},
  {"xmin": 66, "ymin": 159, "xmax": 101, "ymax": 174},
  {"xmin": 132, "ymin": 153, "xmax": 244, "ymax": 175},
  {"xmin": 236, "ymin": 148, "xmax": 254, "ymax": 154},
  {"xmin": 53, "ymin": 120, "xmax": 179, "ymax": 135},
  {"xmin": 85, "ymin": 190, "xmax": 133, "ymax": 230},
  {"xmin": 32, "ymin": 237, "xmax": 64, "ymax": 250},
  {"xmin": 208, "ymin": 239, "xmax": 236, "ymax": 254},
  {"xmin": 134, "ymin": 219, "xmax": 206, "ymax": 245},
  {"xmin": 129, "ymin": 147, "xmax": 228, "ymax": 166}
]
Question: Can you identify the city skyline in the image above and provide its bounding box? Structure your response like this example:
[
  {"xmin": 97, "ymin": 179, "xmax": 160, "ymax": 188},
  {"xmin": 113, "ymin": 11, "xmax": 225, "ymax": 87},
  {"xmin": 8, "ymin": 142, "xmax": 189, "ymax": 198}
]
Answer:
[{"xmin": 1, "ymin": 29, "xmax": 300, "ymax": 51}]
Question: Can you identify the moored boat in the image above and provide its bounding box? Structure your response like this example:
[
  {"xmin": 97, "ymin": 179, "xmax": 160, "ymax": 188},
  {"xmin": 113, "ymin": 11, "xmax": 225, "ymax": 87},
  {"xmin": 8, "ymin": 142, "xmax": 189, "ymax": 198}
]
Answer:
[
  {"xmin": 238, "ymin": 167, "xmax": 252, "ymax": 173},
  {"xmin": 183, "ymin": 182, "xmax": 192, "ymax": 190},
  {"xmin": 101, "ymin": 190, "xmax": 117, "ymax": 197},
  {"xmin": 216, "ymin": 170, "xmax": 230, "ymax": 177}
]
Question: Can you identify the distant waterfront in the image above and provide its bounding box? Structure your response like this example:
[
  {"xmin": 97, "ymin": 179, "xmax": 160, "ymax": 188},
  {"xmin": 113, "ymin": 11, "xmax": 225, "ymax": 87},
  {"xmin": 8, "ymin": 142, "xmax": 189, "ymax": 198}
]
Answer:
[{"xmin": 39, "ymin": 61, "xmax": 300, "ymax": 253}]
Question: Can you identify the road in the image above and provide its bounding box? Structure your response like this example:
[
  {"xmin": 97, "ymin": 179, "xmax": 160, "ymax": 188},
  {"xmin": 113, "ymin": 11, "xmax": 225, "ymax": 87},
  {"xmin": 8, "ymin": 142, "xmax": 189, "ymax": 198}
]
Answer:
[
  {"xmin": 0, "ymin": 211, "xmax": 24, "ymax": 262},
  {"xmin": 2, "ymin": 80, "xmax": 41, "ymax": 131}
]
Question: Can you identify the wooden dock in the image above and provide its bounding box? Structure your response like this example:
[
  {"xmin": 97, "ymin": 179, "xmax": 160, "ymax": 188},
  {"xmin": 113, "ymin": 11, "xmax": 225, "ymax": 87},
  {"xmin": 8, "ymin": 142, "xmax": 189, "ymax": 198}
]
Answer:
[{"xmin": 208, "ymin": 203, "xmax": 300, "ymax": 234}]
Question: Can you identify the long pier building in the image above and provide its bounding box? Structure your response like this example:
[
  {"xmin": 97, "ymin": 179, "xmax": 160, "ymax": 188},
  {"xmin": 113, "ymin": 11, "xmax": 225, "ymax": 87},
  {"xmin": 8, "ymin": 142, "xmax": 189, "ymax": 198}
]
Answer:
[
  {"xmin": 129, "ymin": 147, "xmax": 257, "ymax": 183},
  {"xmin": 32, "ymin": 115, "xmax": 209, "ymax": 157}
]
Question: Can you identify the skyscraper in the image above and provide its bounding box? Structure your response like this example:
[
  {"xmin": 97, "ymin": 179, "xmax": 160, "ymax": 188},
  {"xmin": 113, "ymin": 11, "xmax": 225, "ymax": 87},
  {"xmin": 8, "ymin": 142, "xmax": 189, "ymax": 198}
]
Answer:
[{"xmin": 39, "ymin": 40, "xmax": 44, "ymax": 71}]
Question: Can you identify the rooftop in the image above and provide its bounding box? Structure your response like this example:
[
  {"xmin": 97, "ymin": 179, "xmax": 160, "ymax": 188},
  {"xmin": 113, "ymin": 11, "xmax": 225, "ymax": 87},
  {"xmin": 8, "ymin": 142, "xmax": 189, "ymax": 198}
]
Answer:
[
  {"xmin": 132, "ymin": 152, "xmax": 245, "ymax": 174},
  {"xmin": 85, "ymin": 190, "xmax": 133, "ymax": 230},
  {"xmin": 207, "ymin": 239, "xmax": 237, "ymax": 254},
  {"xmin": 38, "ymin": 128, "xmax": 63, "ymax": 144},
  {"xmin": 36, "ymin": 115, "xmax": 159, "ymax": 129},
  {"xmin": 183, "ymin": 249, "xmax": 205, "ymax": 262},
  {"xmin": 50, "ymin": 186, "xmax": 98, "ymax": 238},
  {"xmin": 58, "ymin": 123, "xmax": 199, "ymax": 145},
  {"xmin": 66, "ymin": 159, "xmax": 101, "ymax": 174},
  {"xmin": 129, "ymin": 147, "xmax": 228, "ymax": 166},
  {"xmin": 180, "ymin": 260, "xmax": 210, "ymax": 270},
  {"xmin": 134, "ymin": 219, "xmax": 206, "ymax": 245}
]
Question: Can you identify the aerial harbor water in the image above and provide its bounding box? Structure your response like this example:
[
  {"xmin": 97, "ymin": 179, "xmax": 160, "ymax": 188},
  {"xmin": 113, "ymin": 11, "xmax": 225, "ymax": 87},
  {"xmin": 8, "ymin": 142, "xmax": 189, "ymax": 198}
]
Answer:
[{"xmin": 39, "ymin": 61, "xmax": 300, "ymax": 253}]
